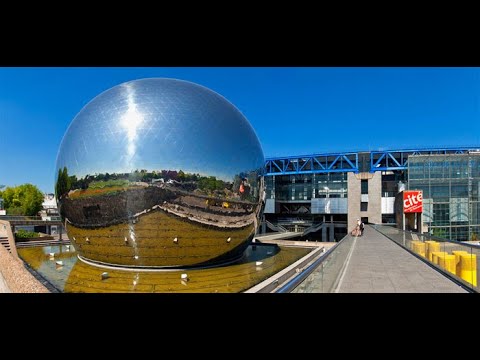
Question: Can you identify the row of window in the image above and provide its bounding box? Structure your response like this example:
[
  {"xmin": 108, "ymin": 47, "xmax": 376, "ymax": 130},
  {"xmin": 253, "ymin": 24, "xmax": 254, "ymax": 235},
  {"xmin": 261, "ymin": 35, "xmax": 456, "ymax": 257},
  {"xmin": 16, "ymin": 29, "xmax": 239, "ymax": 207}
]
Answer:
[
  {"xmin": 429, "ymin": 225, "xmax": 480, "ymax": 242},
  {"xmin": 408, "ymin": 154, "xmax": 480, "ymax": 241},
  {"xmin": 408, "ymin": 156, "xmax": 480, "ymax": 180}
]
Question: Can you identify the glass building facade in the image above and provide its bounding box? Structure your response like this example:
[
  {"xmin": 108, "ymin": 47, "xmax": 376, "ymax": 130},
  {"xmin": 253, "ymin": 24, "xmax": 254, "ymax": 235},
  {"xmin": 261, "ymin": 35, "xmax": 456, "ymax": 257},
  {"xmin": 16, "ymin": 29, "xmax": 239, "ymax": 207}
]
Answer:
[
  {"xmin": 408, "ymin": 154, "xmax": 480, "ymax": 241},
  {"xmin": 267, "ymin": 173, "xmax": 348, "ymax": 202}
]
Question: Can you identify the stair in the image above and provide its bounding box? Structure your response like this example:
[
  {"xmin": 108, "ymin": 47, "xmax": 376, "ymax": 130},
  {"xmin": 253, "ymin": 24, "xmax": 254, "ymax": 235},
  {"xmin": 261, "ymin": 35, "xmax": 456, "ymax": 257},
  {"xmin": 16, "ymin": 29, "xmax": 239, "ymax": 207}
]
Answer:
[{"xmin": 0, "ymin": 237, "xmax": 11, "ymax": 253}]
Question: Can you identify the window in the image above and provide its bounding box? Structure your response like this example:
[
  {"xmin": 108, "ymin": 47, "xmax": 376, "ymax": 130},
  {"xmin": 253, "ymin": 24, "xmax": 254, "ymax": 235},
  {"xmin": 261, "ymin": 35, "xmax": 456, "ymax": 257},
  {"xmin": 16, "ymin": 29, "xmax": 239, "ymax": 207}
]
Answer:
[
  {"xmin": 361, "ymin": 180, "xmax": 368, "ymax": 195},
  {"xmin": 382, "ymin": 214, "xmax": 395, "ymax": 224},
  {"xmin": 360, "ymin": 202, "xmax": 368, "ymax": 211}
]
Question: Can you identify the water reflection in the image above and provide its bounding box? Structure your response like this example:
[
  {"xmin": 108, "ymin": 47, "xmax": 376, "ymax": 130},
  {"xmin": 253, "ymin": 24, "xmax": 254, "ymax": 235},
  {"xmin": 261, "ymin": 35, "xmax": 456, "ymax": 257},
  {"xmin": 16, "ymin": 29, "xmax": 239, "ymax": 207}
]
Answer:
[
  {"xmin": 18, "ymin": 244, "xmax": 312, "ymax": 293},
  {"xmin": 55, "ymin": 78, "xmax": 265, "ymax": 267},
  {"xmin": 18, "ymin": 245, "xmax": 77, "ymax": 291}
]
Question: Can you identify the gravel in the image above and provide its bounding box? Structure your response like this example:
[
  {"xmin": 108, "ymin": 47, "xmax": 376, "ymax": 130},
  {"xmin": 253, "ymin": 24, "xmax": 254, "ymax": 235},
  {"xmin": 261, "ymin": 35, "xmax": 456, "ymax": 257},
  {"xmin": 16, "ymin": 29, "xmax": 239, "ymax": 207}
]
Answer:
[{"xmin": 0, "ymin": 243, "xmax": 49, "ymax": 293}]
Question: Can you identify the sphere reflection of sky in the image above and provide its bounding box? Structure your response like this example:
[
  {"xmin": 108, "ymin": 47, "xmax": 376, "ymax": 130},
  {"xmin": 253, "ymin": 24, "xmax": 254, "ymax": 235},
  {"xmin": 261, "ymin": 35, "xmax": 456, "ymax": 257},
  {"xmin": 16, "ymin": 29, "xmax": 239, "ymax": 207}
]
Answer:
[{"xmin": 56, "ymin": 78, "xmax": 264, "ymax": 181}]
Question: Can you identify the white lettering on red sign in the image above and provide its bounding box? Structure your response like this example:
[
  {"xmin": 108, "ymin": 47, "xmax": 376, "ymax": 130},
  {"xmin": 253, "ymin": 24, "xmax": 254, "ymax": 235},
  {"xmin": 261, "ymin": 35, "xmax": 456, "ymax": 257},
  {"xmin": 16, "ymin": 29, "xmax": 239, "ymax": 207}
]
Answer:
[{"xmin": 403, "ymin": 191, "xmax": 423, "ymax": 213}]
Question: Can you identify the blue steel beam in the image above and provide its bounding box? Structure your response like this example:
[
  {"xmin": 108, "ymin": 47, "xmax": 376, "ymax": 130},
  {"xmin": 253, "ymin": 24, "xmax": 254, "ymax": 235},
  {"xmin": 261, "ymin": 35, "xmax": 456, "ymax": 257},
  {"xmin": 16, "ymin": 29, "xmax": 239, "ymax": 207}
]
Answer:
[
  {"xmin": 369, "ymin": 147, "xmax": 477, "ymax": 172},
  {"xmin": 298, "ymin": 158, "xmax": 311, "ymax": 172},
  {"xmin": 342, "ymin": 155, "xmax": 357, "ymax": 170},
  {"xmin": 313, "ymin": 157, "xmax": 326, "ymax": 170},
  {"xmin": 265, "ymin": 152, "xmax": 359, "ymax": 175},
  {"xmin": 264, "ymin": 147, "xmax": 479, "ymax": 176}
]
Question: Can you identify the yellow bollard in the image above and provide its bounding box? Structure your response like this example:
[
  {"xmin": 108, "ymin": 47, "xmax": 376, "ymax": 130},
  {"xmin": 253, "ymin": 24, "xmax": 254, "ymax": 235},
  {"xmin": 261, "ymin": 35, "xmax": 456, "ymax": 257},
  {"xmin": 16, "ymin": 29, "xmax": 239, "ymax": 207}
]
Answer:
[
  {"xmin": 431, "ymin": 251, "xmax": 447, "ymax": 265},
  {"xmin": 426, "ymin": 242, "xmax": 440, "ymax": 262},
  {"xmin": 425, "ymin": 241, "xmax": 433, "ymax": 260},
  {"xmin": 438, "ymin": 254, "xmax": 456, "ymax": 275},
  {"xmin": 411, "ymin": 241, "xmax": 421, "ymax": 252},
  {"xmin": 459, "ymin": 253, "xmax": 477, "ymax": 287},
  {"xmin": 411, "ymin": 241, "xmax": 420, "ymax": 254},
  {"xmin": 416, "ymin": 242, "xmax": 426, "ymax": 258},
  {"xmin": 452, "ymin": 250, "xmax": 469, "ymax": 276}
]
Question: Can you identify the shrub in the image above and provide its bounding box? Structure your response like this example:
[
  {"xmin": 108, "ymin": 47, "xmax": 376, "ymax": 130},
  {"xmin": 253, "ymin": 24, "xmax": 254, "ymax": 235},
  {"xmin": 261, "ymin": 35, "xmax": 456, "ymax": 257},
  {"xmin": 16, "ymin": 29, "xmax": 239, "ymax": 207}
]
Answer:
[{"xmin": 15, "ymin": 229, "xmax": 40, "ymax": 238}]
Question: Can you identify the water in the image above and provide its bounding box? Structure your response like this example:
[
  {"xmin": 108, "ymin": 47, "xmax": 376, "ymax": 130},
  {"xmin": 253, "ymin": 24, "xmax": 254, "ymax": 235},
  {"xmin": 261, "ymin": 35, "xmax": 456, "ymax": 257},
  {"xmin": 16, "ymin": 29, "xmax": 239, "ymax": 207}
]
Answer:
[{"xmin": 18, "ymin": 244, "xmax": 311, "ymax": 293}]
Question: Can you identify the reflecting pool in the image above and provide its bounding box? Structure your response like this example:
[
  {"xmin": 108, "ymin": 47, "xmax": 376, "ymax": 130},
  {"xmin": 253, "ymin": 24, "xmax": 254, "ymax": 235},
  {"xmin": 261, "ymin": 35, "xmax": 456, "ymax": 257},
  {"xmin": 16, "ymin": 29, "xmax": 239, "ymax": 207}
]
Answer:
[{"xmin": 18, "ymin": 244, "xmax": 311, "ymax": 293}]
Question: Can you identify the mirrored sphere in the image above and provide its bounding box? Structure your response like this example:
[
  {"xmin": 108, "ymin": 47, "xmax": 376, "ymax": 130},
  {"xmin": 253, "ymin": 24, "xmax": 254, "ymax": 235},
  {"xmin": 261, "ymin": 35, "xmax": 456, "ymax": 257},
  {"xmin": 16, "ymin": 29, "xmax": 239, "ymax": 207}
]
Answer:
[{"xmin": 55, "ymin": 78, "xmax": 265, "ymax": 268}]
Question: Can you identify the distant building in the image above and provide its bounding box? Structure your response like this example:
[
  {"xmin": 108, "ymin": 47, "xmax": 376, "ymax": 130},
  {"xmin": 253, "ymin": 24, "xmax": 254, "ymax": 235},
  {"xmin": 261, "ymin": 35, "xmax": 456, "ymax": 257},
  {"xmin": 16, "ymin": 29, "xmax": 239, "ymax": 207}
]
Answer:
[
  {"xmin": 39, "ymin": 193, "xmax": 59, "ymax": 218},
  {"xmin": 408, "ymin": 153, "xmax": 480, "ymax": 241},
  {"xmin": 264, "ymin": 148, "xmax": 480, "ymax": 242}
]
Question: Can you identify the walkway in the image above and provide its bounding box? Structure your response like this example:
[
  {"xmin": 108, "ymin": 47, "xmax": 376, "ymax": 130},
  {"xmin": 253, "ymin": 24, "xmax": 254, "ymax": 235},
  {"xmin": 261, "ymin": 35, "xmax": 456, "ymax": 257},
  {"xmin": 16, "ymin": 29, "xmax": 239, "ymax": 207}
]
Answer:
[{"xmin": 336, "ymin": 226, "xmax": 466, "ymax": 293}]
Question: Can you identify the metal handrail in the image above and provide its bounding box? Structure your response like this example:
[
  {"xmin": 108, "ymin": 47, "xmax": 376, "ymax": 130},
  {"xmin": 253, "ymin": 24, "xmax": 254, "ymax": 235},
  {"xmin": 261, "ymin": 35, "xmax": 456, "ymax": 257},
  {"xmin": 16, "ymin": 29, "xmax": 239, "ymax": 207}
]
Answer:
[{"xmin": 265, "ymin": 220, "xmax": 288, "ymax": 233}]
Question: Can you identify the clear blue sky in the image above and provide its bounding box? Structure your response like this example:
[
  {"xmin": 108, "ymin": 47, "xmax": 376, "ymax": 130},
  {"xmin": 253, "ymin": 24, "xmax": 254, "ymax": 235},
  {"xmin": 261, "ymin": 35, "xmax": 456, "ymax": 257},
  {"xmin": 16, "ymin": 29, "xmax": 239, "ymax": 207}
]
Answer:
[{"xmin": 1, "ymin": 67, "xmax": 479, "ymax": 193}]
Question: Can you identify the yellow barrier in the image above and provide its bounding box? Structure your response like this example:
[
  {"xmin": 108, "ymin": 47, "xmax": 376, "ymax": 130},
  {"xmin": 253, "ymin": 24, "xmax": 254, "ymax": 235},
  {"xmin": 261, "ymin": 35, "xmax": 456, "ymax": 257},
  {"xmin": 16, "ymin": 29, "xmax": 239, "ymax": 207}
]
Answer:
[
  {"xmin": 411, "ymin": 241, "xmax": 426, "ymax": 257},
  {"xmin": 426, "ymin": 241, "xmax": 440, "ymax": 262},
  {"xmin": 431, "ymin": 251, "xmax": 448, "ymax": 265},
  {"xmin": 452, "ymin": 250, "xmax": 469, "ymax": 276},
  {"xmin": 409, "ymin": 241, "xmax": 477, "ymax": 287},
  {"xmin": 459, "ymin": 253, "xmax": 477, "ymax": 287},
  {"xmin": 411, "ymin": 242, "xmax": 416, "ymax": 253},
  {"xmin": 416, "ymin": 242, "xmax": 426, "ymax": 258},
  {"xmin": 438, "ymin": 254, "xmax": 456, "ymax": 275},
  {"xmin": 410, "ymin": 241, "xmax": 421, "ymax": 251}
]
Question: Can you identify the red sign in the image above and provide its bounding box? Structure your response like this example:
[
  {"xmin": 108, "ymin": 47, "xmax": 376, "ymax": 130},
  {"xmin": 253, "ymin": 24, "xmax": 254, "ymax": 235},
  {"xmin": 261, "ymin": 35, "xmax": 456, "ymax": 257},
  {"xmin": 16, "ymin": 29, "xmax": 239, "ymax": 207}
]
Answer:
[{"xmin": 403, "ymin": 190, "xmax": 423, "ymax": 213}]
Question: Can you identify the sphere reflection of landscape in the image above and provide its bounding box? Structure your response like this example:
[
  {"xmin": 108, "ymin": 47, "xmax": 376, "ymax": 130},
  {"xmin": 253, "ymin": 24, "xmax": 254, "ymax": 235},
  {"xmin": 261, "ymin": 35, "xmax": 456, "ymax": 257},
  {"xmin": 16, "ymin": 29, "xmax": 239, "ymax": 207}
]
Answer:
[{"xmin": 55, "ymin": 78, "xmax": 265, "ymax": 268}]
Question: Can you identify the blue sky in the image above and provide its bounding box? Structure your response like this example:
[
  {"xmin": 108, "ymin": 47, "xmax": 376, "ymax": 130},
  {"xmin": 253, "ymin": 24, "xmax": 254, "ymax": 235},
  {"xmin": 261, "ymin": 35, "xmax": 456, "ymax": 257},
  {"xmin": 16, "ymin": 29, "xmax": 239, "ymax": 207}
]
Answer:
[{"xmin": 1, "ymin": 67, "xmax": 479, "ymax": 193}]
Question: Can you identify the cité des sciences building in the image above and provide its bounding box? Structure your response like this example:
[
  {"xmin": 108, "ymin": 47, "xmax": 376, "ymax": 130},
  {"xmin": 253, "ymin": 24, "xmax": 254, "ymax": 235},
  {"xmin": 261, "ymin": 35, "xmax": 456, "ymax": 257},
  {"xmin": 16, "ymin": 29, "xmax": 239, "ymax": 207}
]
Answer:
[{"xmin": 262, "ymin": 148, "xmax": 480, "ymax": 242}]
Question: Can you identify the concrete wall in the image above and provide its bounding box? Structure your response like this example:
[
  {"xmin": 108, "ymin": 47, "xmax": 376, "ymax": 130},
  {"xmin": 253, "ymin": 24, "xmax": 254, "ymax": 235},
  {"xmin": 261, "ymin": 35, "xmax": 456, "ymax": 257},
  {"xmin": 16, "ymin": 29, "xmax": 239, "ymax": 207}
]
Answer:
[
  {"xmin": 367, "ymin": 172, "xmax": 382, "ymax": 225},
  {"xmin": 347, "ymin": 172, "xmax": 382, "ymax": 231},
  {"xmin": 0, "ymin": 220, "xmax": 18, "ymax": 258},
  {"xmin": 347, "ymin": 173, "xmax": 360, "ymax": 232}
]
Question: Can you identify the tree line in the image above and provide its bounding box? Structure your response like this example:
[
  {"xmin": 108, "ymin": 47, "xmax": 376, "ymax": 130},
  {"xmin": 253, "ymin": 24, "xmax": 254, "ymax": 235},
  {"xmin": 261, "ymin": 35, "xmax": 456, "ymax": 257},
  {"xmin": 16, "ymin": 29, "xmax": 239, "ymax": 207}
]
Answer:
[{"xmin": 55, "ymin": 167, "xmax": 242, "ymax": 198}]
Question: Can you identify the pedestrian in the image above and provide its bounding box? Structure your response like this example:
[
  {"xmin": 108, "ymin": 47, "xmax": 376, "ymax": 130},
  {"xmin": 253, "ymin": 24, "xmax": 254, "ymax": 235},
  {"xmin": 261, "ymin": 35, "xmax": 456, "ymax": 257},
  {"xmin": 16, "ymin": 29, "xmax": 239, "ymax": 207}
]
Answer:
[
  {"xmin": 355, "ymin": 218, "xmax": 362, "ymax": 237},
  {"xmin": 239, "ymin": 178, "xmax": 250, "ymax": 201}
]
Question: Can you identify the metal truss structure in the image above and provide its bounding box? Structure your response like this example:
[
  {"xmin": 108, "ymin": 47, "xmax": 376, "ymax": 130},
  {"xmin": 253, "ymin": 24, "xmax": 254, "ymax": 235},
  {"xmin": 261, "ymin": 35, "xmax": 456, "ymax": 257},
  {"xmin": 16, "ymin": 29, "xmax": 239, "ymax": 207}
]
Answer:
[
  {"xmin": 265, "ymin": 147, "xmax": 480, "ymax": 176},
  {"xmin": 264, "ymin": 152, "xmax": 359, "ymax": 175}
]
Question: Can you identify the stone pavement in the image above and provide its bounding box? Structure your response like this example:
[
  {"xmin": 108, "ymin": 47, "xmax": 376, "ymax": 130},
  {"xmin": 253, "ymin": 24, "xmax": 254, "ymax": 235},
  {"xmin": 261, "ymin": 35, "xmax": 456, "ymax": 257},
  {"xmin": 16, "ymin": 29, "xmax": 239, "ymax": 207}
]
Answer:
[{"xmin": 336, "ymin": 226, "xmax": 466, "ymax": 293}]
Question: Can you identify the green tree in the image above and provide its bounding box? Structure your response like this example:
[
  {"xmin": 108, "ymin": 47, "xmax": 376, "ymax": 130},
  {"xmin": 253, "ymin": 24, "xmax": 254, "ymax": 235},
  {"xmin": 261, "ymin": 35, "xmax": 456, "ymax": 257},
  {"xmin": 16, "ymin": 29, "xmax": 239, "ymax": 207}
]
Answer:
[
  {"xmin": 55, "ymin": 166, "xmax": 72, "ymax": 199},
  {"xmin": 178, "ymin": 170, "xmax": 185, "ymax": 182},
  {"xmin": 432, "ymin": 228, "xmax": 447, "ymax": 239},
  {"xmin": 1, "ymin": 184, "xmax": 44, "ymax": 216}
]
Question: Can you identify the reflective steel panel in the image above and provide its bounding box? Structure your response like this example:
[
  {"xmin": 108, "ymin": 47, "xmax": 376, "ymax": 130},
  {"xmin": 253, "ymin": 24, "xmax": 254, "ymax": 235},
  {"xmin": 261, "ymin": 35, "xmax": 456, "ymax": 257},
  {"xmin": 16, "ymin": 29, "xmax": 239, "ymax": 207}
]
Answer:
[{"xmin": 55, "ymin": 78, "xmax": 265, "ymax": 268}]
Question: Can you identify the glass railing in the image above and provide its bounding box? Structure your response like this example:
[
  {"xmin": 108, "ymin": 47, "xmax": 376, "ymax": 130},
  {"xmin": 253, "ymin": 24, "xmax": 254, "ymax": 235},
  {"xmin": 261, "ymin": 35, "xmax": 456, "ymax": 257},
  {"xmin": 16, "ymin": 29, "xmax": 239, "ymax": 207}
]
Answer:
[
  {"xmin": 277, "ymin": 233, "xmax": 356, "ymax": 293},
  {"xmin": 374, "ymin": 224, "xmax": 478, "ymax": 292}
]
